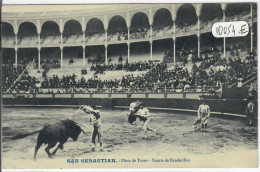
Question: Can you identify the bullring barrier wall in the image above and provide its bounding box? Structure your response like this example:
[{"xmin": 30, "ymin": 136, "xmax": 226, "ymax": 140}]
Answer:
[{"xmin": 2, "ymin": 92, "xmax": 255, "ymax": 117}]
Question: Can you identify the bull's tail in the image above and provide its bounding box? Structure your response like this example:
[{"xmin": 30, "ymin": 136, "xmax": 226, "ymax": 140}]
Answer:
[{"xmin": 10, "ymin": 129, "xmax": 42, "ymax": 140}]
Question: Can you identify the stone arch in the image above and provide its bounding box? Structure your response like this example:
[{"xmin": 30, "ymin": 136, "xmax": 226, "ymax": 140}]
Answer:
[
  {"xmin": 130, "ymin": 12, "xmax": 149, "ymax": 33},
  {"xmin": 63, "ymin": 19, "xmax": 83, "ymax": 36},
  {"xmin": 41, "ymin": 21, "xmax": 60, "ymax": 36},
  {"xmin": 226, "ymin": 3, "xmax": 251, "ymax": 17},
  {"xmin": 107, "ymin": 14, "xmax": 127, "ymax": 27},
  {"xmin": 200, "ymin": 3, "xmax": 222, "ymax": 22},
  {"xmin": 18, "ymin": 22, "xmax": 37, "ymax": 37},
  {"xmin": 107, "ymin": 15, "xmax": 128, "ymax": 34},
  {"xmin": 2, "ymin": 22, "xmax": 14, "ymax": 36},
  {"xmin": 85, "ymin": 18, "xmax": 105, "ymax": 36},
  {"xmin": 176, "ymin": 4, "xmax": 198, "ymax": 27},
  {"xmin": 153, "ymin": 8, "xmax": 173, "ymax": 30}
]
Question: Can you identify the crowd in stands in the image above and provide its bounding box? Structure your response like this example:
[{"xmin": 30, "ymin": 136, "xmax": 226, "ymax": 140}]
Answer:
[
  {"xmin": 2, "ymin": 57, "xmax": 32, "ymax": 92},
  {"xmin": 3, "ymin": 46, "xmax": 257, "ymax": 93},
  {"xmin": 197, "ymin": 54, "xmax": 256, "ymax": 88},
  {"xmin": 88, "ymin": 54, "xmax": 105, "ymax": 63},
  {"xmin": 199, "ymin": 52, "xmax": 222, "ymax": 69},
  {"xmin": 90, "ymin": 61, "xmax": 155, "ymax": 74},
  {"xmin": 108, "ymin": 27, "xmax": 153, "ymax": 41},
  {"xmin": 41, "ymin": 74, "xmax": 77, "ymax": 88},
  {"xmin": 164, "ymin": 42, "xmax": 252, "ymax": 66},
  {"xmin": 176, "ymin": 20, "xmax": 197, "ymax": 33},
  {"xmin": 48, "ymin": 49, "xmax": 255, "ymax": 92},
  {"xmin": 108, "ymin": 31, "xmax": 128, "ymax": 41},
  {"xmin": 2, "ymin": 65, "xmax": 23, "ymax": 92},
  {"xmin": 117, "ymin": 32, "xmax": 128, "ymax": 41},
  {"xmin": 41, "ymin": 59, "xmax": 60, "ymax": 69},
  {"xmin": 130, "ymin": 28, "xmax": 148, "ymax": 39},
  {"xmin": 18, "ymin": 57, "xmax": 31, "ymax": 67},
  {"xmin": 14, "ymin": 70, "xmax": 38, "ymax": 92},
  {"xmin": 2, "ymin": 9, "xmax": 257, "ymax": 94},
  {"xmin": 32, "ymin": 58, "xmax": 60, "ymax": 69},
  {"xmin": 164, "ymin": 46, "xmax": 222, "ymax": 65}
]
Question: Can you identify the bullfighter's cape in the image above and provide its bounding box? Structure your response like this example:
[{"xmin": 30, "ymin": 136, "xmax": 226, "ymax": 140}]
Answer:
[{"xmin": 128, "ymin": 101, "xmax": 143, "ymax": 124}]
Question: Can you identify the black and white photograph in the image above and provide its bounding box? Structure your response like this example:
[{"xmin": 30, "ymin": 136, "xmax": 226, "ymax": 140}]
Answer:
[{"xmin": 1, "ymin": 1, "xmax": 258, "ymax": 169}]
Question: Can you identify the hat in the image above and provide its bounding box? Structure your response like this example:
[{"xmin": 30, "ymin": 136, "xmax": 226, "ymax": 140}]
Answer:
[
  {"xmin": 248, "ymin": 96, "xmax": 253, "ymax": 101},
  {"xmin": 200, "ymin": 98, "xmax": 206, "ymax": 103},
  {"xmin": 80, "ymin": 105, "xmax": 85, "ymax": 109}
]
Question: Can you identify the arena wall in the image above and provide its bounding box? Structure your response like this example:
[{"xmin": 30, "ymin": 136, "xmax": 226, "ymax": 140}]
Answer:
[{"xmin": 2, "ymin": 92, "xmax": 255, "ymax": 117}]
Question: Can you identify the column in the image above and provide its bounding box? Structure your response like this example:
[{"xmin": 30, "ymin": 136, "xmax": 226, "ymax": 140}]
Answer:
[
  {"xmin": 60, "ymin": 47, "xmax": 63, "ymax": 68},
  {"xmin": 150, "ymin": 25, "xmax": 153, "ymax": 61},
  {"xmin": 171, "ymin": 3, "xmax": 177, "ymax": 64},
  {"xmin": 223, "ymin": 10, "xmax": 226, "ymax": 57},
  {"xmin": 15, "ymin": 47, "xmax": 18, "ymax": 68},
  {"xmin": 82, "ymin": 46, "xmax": 85, "ymax": 68},
  {"xmin": 105, "ymin": 29, "xmax": 108, "ymax": 64},
  {"xmin": 173, "ymin": 22, "xmax": 176, "ymax": 63},
  {"xmin": 150, "ymin": 25, "xmax": 153, "ymax": 39},
  {"xmin": 126, "ymin": 12, "xmax": 130, "ymax": 41},
  {"xmin": 105, "ymin": 44, "xmax": 108, "ymax": 64},
  {"xmin": 38, "ymin": 34, "xmax": 41, "ymax": 48},
  {"xmin": 127, "ymin": 42, "xmax": 130, "ymax": 63},
  {"xmin": 59, "ymin": 19, "xmax": 63, "ymax": 45},
  {"xmin": 148, "ymin": 8, "xmax": 153, "ymax": 61},
  {"xmin": 105, "ymin": 29, "xmax": 108, "ymax": 42},
  {"xmin": 198, "ymin": 35, "xmax": 200, "ymax": 59},
  {"xmin": 60, "ymin": 28, "xmax": 63, "ymax": 68},
  {"xmin": 37, "ymin": 26, "xmax": 41, "ymax": 69},
  {"xmin": 150, "ymin": 41, "xmax": 153, "ymax": 60},
  {"xmin": 149, "ymin": 8, "xmax": 153, "ymax": 39},
  {"xmin": 13, "ymin": 21, "xmax": 18, "ymax": 68},
  {"xmin": 59, "ymin": 19, "xmax": 64, "ymax": 68},
  {"xmin": 127, "ymin": 26, "xmax": 130, "ymax": 63},
  {"xmin": 197, "ymin": 17, "xmax": 200, "ymax": 59},
  {"xmin": 83, "ymin": 30, "xmax": 86, "ymax": 68},
  {"xmin": 60, "ymin": 32, "xmax": 63, "ymax": 46},
  {"xmin": 173, "ymin": 38, "xmax": 176, "ymax": 63},
  {"xmin": 250, "ymin": 4, "xmax": 253, "ymax": 53},
  {"xmin": 15, "ymin": 34, "xmax": 18, "ymax": 68},
  {"xmin": 38, "ymin": 48, "xmax": 41, "ymax": 69}
]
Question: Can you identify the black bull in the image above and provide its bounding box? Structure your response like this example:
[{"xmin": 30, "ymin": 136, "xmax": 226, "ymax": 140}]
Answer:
[{"xmin": 11, "ymin": 119, "xmax": 86, "ymax": 159}]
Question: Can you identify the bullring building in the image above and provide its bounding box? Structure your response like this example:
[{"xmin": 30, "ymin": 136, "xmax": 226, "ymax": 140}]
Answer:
[{"xmin": 1, "ymin": 3, "xmax": 257, "ymax": 94}]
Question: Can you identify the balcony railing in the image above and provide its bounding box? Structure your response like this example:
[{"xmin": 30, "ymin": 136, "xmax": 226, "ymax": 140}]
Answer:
[{"xmin": 2, "ymin": 15, "xmax": 256, "ymax": 48}]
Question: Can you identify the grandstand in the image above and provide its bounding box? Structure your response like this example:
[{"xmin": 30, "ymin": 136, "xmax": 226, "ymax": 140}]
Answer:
[
  {"xmin": 1, "ymin": 4, "xmax": 258, "ymax": 168},
  {"xmin": 1, "ymin": 3, "xmax": 257, "ymax": 95}
]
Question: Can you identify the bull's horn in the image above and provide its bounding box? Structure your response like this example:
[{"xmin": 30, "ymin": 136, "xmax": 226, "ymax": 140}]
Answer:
[
  {"xmin": 74, "ymin": 121, "xmax": 88, "ymax": 128},
  {"xmin": 81, "ymin": 128, "xmax": 87, "ymax": 135}
]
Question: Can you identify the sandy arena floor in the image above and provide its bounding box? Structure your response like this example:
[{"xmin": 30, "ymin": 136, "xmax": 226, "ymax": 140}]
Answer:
[{"xmin": 2, "ymin": 107, "xmax": 258, "ymax": 168}]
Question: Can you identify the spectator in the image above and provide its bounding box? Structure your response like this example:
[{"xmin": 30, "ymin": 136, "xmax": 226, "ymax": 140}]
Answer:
[{"xmin": 237, "ymin": 80, "xmax": 243, "ymax": 88}]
